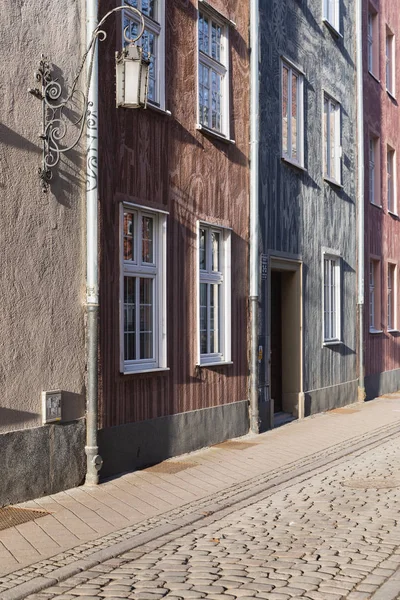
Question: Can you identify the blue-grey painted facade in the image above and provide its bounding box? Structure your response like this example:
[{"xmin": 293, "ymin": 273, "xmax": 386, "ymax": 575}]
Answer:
[{"xmin": 258, "ymin": 0, "xmax": 358, "ymax": 425}]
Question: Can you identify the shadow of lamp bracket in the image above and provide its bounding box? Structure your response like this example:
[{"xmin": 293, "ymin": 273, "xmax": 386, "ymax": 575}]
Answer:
[{"xmin": 28, "ymin": 5, "xmax": 150, "ymax": 192}]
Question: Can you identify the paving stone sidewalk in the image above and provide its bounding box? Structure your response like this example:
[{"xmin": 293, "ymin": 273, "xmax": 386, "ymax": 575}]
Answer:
[
  {"xmin": 1, "ymin": 394, "xmax": 400, "ymax": 599},
  {"xmin": 14, "ymin": 400, "xmax": 400, "ymax": 600}
]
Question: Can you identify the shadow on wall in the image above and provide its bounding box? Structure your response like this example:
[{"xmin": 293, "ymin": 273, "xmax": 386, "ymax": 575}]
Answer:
[{"xmin": 0, "ymin": 407, "xmax": 40, "ymax": 427}]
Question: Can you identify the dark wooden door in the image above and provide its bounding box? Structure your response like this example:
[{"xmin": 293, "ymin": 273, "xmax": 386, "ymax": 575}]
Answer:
[{"xmin": 270, "ymin": 271, "xmax": 283, "ymax": 413}]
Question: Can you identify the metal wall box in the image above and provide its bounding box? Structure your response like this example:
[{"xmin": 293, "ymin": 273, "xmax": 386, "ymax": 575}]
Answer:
[
  {"xmin": 116, "ymin": 45, "xmax": 149, "ymax": 108},
  {"xmin": 42, "ymin": 390, "xmax": 62, "ymax": 424}
]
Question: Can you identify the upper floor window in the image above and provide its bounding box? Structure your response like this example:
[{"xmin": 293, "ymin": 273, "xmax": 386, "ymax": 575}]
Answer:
[
  {"xmin": 369, "ymin": 258, "xmax": 382, "ymax": 333},
  {"xmin": 123, "ymin": 0, "xmax": 165, "ymax": 109},
  {"xmin": 323, "ymin": 0, "xmax": 339, "ymax": 32},
  {"xmin": 198, "ymin": 8, "xmax": 230, "ymax": 137},
  {"xmin": 369, "ymin": 136, "xmax": 381, "ymax": 206},
  {"xmin": 323, "ymin": 94, "xmax": 341, "ymax": 184},
  {"xmin": 281, "ymin": 60, "xmax": 304, "ymax": 167},
  {"xmin": 323, "ymin": 255, "xmax": 341, "ymax": 343},
  {"xmin": 387, "ymin": 146, "xmax": 396, "ymax": 213},
  {"xmin": 198, "ymin": 223, "xmax": 231, "ymax": 365},
  {"xmin": 121, "ymin": 205, "xmax": 167, "ymax": 373},
  {"xmin": 386, "ymin": 28, "xmax": 395, "ymax": 95},
  {"xmin": 368, "ymin": 10, "xmax": 379, "ymax": 77}
]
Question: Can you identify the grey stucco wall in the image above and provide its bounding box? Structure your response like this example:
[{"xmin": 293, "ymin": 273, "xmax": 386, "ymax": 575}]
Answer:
[
  {"xmin": 0, "ymin": 1, "xmax": 86, "ymax": 433},
  {"xmin": 258, "ymin": 0, "xmax": 358, "ymax": 410}
]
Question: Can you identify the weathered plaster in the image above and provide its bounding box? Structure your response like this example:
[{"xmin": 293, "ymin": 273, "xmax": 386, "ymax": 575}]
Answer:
[{"xmin": 0, "ymin": 1, "xmax": 86, "ymax": 434}]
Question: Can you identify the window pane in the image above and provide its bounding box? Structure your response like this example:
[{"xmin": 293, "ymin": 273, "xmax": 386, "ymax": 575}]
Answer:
[
  {"xmin": 329, "ymin": 101, "xmax": 336, "ymax": 178},
  {"xmin": 291, "ymin": 72, "xmax": 298, "ymax": 160},
  {"xmin": 324, "ymin": 98, "xmax": 329, "ymax": 176},
  {"xmin": 200, "ymin": 283, "xmax": 208, "ymax": 354},
  {"xmin": 211, "ymin": 21, "xmax": 222, "ymax": 62},
  {"xmin": 199, "ymin": 13, "xmax": 209, "ymax": 54},
  {"xmin": 123, "ymin": 212, "xmax": 134, "ymax": 261},
  {"xmin": 282, "ymin": 66, "xmax": 289, "ymax": 156},
  {"xmin": 124, "ymin": 277, "xmax": 136, "ymax": 360},
  {"xmin": 142, "ymin": 216, "xmax": 154, "ymax": 263},
  {"xmin": 199, "ymin": 63, "xmax": 210, "ymax": 126},
  {"xmin": 212, "ymin": 231, "xmax": 220, "ymax": 271},
  {"xmin": 140, "ymin": 278, "xmax": 153, "ymax": 359},
  {"xmin": 210, "ymin": 284, "xmax": 220, "ymax": 354},
  {"xmin": 211, "ymin": 70, "xmax": 222, "ymax": 131},
  {"xmin": 200, "ymin": 228, "xmax": 207, "ymax": 270}
]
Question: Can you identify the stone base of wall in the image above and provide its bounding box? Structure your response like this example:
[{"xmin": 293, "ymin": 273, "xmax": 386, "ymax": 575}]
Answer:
[
  {"xmin": 99, "ymin": 400, "xmax": 250, "ymax": 479},
  {"xmin": 304, "ymin": 379, "xmax": 359, "ymax": 416},
  {"xmin": 365, "ymin": 369, "xmax": 400, "ymax": 401},
  {"xmin": 0, "ymin": 420, "xmax": 86, "ymax": 508}
]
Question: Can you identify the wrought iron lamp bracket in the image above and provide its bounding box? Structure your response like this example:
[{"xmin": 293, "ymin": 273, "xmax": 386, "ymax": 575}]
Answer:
[{"xmin": 28, "ymin": 6, "xmax": 146, "ymax": 192}]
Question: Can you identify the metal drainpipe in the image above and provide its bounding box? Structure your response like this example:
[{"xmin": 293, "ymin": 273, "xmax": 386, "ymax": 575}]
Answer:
[
  {"xmin": 356, "ymin": 0, "xmax": 365, "ymax": 401},
  {"xmin": 85, "ymin": 0, "xmax": 102, "ymax": 485},
  {"xmin": 249, "ymin": 0, "xmax": 260, "ymax": 434}
]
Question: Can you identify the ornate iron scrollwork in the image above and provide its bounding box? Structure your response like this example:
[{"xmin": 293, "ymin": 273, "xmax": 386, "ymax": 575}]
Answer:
[{"xmin": 29, "ymin": 6, "xmax": 146, "ymax": 192}]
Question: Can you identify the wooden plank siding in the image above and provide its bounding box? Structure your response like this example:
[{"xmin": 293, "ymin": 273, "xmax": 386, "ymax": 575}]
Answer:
[
  {"xmin": 97, "ymin": 0, "xmax": 250, "ymax": 429},
  {"xmin": 363, "ymin": 0, "xmax": 400, "ymax": 382}
]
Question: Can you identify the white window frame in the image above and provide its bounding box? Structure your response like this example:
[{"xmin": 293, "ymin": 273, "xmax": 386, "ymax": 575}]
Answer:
[
  {"xmin": 369, "ymin": 136, "xmax": 381, "ymax": 206},
  {"xmin": 281, "ymin": 59, "xmax": 304, "ymax": 168},
  {"xmin": 120, "ymin": 203, "xmax": 167, "ymax": 374},
  {"xmin": 197, "ymin": 222, "xmax": 231, "ymax": 366},
  {"xmin": 323, "ymin": 0, "xmax": 339, "ymax": 33},
  {"xmin": 197, "ymin": 7, "xmax": 230, "ymax": 138},
  {"xmin": 323, "ymin": 93, "xmax": 341, "ymax": 184},
  {"xmin": 369, "ymin": 258, "xmax": 382, "ymax": 333},
  {"xmin": 388, "ymin": 262, "xmax": 397, "ymax": 331},
  {"xmin": 386, "ymin": 28, "xmax": 395, "ymax": 96},
  {"xmin": 122, "ymin": 0, "xmax": 165, "ymax": 110},
  {"xmin": 387, "ymin": 146, "xmax": 396, "ymax": 214},
  {"xmin": 323, "ymin": 254, "xmax": 341, "ymax": 344}
]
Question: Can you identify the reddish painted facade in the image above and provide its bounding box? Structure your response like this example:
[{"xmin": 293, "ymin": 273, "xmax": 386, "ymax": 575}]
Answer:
[
  {"xmin": 364, "ymin": 0, "xmax": 400, "ymax": 396},
  {"xmin": 96, "ymin": 0, "xmax": 250, "ymax": 471}
]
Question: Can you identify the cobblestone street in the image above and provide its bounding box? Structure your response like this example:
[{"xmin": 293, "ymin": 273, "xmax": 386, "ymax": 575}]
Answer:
[{"xmin": 20, "ymin": 431, "xmax": 400, "ymax": 600}]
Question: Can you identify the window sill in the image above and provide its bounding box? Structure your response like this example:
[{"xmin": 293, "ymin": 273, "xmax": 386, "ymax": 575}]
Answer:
[
  {"xmin": 388, "ymin": 209, "xmax": 398, "ymax": 218},
  {"xmin": 386, "ymin": 89, "xmax": 396, "ymax": 101},
  {"xmin": 196, "ymin": 124, "xmax": 235, "ymax": 145},
  {"xmin": 369, "ymin": 328, "xmax": 383, "ymax": 334},
  {"xmin": 122, "ymin": 367, "xmax": 170, "ymax": 375},
  {"xmin": 323, "ymin": 340, "xmax": 342, "ymax": 347},
  {"xmin": 281, "ymin": 156, "xmax": 306, "ymax": 172},
  {"xmin": 388, "ymin": 328, "xmax": 400, "ymax": 334},
  {"xmin": 146, "ymin": 103, "xmax": 172, "ymax": 117},
  {"xmin": 324, "ymin": 176, "xmax": 343, "ymax": 189},
  {"xmin": 370, "ymin": 202, "xmax": 382, "ymax": 209},
  {"xmin": 197, "ymin": 361, "xmax": 233, "ymax": 368},
  {"xmin": 323, "ymin": 18, "xmax": 342, "ymax": 38},
  {"xmin": 368, "ymin": 71, "xmax": 380, "ymax": 84}
]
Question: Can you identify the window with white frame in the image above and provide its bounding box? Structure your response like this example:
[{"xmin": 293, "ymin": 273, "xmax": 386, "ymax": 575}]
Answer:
[
  {"xmin": 323, "ymin": 0, "xmax": 339, "ymax": 31},
  {"xmin": 369, "ymin": 136, "xmax": 380, "ymax": 205},
  {"xmin": 281, "ymin": 60, "xmax": 304, "ymax": 167},
  {"xmin": 323, "ymin": 94, "xmax": 341, "ymax": 183},
  {"xmin": 121, "ymin": 205, "xmax": 167, "ymax": 373},
  {"xmin": 122, "ymin": 0, "xmax": 165, "ymax": 108},
  {"xmin": 198, "ymin": 8, "xmax": 229, "ymax": 137},
  {"xmin": 323, "ymin": 255, "xmax": 341, "ymax": 342},
  {"xmin": 368, "ymin": 10, "xmax": 379, "ymax": 76},
  {"xmin": 388, "ymin": 263, "xmax": 396, "ymax": 330},
  {"xmin": 198, "ymin": 223, "xmax": 231, "ymax": 365},
  {"xmin": 387, "ymin": 146, "xmax": 396, "ymax": 213},
  {"xmin": 386, "ymin": 28, "xmax": 395, "ymax": 95},
  {"xmin": 369, "ymin": 259, "xmax": 381, "ymax": 332}
]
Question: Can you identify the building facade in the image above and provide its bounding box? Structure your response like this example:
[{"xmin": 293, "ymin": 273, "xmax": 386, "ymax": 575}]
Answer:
[
  {"xmin": 364, "ymin": 0, "xmax": 400, "ymax": 399},
  {"xmin": 257, "ymin": 0, "xmax": 359, "ymax": 426},
  {"xmin": 96, "ymin": 0, "xmax": 251, "ymax": 477}
]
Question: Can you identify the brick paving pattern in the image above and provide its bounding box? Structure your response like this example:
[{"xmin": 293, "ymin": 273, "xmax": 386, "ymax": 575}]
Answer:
[{"xmin": 20, "ymin": 431, "xmax": 400, "ymax": 600}]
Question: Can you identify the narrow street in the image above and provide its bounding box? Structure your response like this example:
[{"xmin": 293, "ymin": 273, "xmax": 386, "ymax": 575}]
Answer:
[{"xmin": 1, "ymin": 397, "xmax": 400, "ymax": 600}]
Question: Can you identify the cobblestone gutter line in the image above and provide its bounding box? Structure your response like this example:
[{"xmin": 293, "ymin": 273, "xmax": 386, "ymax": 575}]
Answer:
[{"xmin": 1, "ymin": 420, "xmax": 399, "ymax": 600}]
